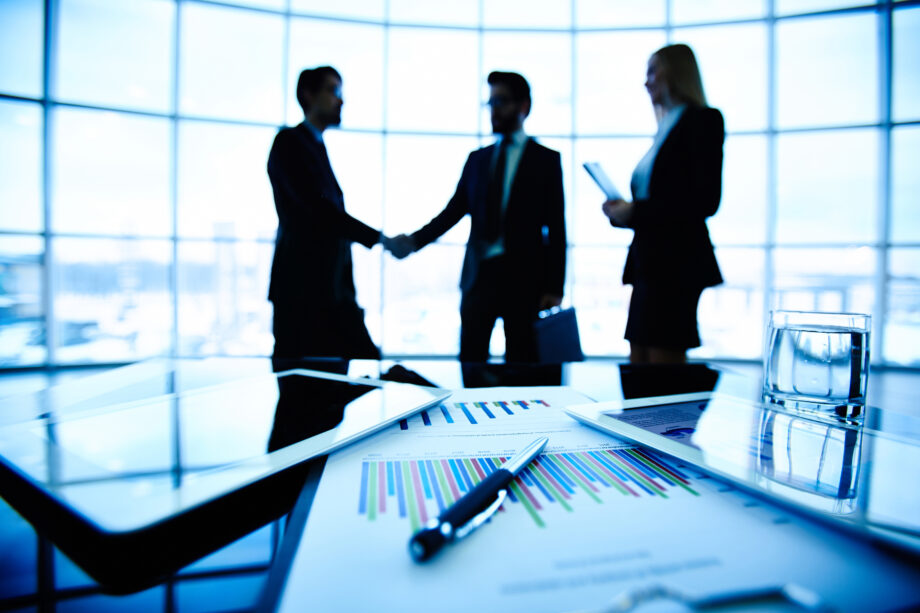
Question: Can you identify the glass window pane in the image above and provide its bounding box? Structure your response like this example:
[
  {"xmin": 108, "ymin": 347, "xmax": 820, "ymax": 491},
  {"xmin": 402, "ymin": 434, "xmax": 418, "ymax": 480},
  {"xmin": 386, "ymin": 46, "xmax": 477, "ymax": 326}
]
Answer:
[
  {"xmin": 179, "ymin": 3, "xmax": 284, "ymax": 123},
  {"xmin": 671, "ymin": 0, "xmax": 765, "ymax": 24},
  {"xmin": 52, "ymin": 238, "xmax": 172, "ymax": 364},
  {"xmin": 709, "ymin": 134, "xmax": 767, "ymax": 245},
  {"xmin": 289, "ymin": 0, "xmax": 384, "ymax": 21},
  {"xmin": 776, "ymin": 13, "xmax": 878, "ymax": 128},
  {"xmin": 56, "ymin": 0, "xmax": 174, "ymax": 113},
  {"xmin": 287, "ymin": 19, "xmax": 384, "ymax": 130},
  {"xmin": 382, "ymin": 244, "xmax": 463, "ymax": 355},
  {"xmin": 51, "ymin": 108, "xmax": 172, "ymax": 237},
  {"xmin": 0, "ymin": 0, "xmax": 43, "ymax": 98},
  {"xmin": 775, "ymin": 0, "xmax": 874, "ymax": 16},
  {"xmin": 221, "ymin": 0, "xmax": 285, "ymax": 9},
  {"xmin": 482, "ymin": 32, "xmax": 572, "ymax": 136},
  {"xmin": 483, "ymin": 0, "xmax": 571, "ymax": 29},
  {"xmin": 885, "ymin": 248, "xmax": 920, "ymax": 366},
  {"xmin": 772, "ymin": 247, "xmax": 876, "ymax": 316},
  {"xmin": 891, "ymin": 126, "xmax": 920, "ymax": 244},
  {"xmin": 323, "ymin": 131, "xmax": 383, "ymax": 230},
  {"xmin": 352, "ymin": 245, "xmax": 382, "ymax": 349},
  {"xmin": 0, "ymin": 236, "xmax": 45, "ymax": 367},
  {"xmin": 384, "ymin": 134, "xmax": 480, "ymax": 243},
  {"xmin": 675, "ymin": 23, "xmax": 767, "ymax": 132},
  {"xmin": 694, "ymin": 247, "xmax": 764, "ymax": 359},
  {"xmin": 389, "ymin": 0, "xmax": 478, "ymax": 26},
  {"xmin": 387, "ymin": 28, "xmax": 479, "ymax": 134},
  {"xmin": 776, "ymin": 129, "xmax": 878, "ymax": 244},
  {"xmin": 569, "ymin": 246, "xmax": 631, "ymax": 357},
  {"xmin": 575, "ymin": 31, "xmax": 665, "ymax": 136},
  {"xmin": 893, "ymin": 7, "xmax": 920, "ymax": 122},
  {"xmin": 576, "ymin": 0, "xmax": 665, "ymax": 28},
  {"xmin": 0, "ymin": 100, "xmax": 42, "ymax": 233},
  {"xmin": 177, "ymin": 121, "xmax": 277, "ymax": 240},
  {"xmin": 573, "ymin": 137, "xmax": 652, "ymax": 246},
  {"xmin": 178, "ymin": 240, "xmax": 273, "ymax": 357}
]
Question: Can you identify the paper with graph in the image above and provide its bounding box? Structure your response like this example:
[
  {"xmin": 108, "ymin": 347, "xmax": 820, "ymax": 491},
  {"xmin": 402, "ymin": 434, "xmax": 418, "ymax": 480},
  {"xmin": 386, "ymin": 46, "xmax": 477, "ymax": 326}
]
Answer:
[{"xmin": 277, "ymin": 387, "xmax": 920, "ymax": 613}]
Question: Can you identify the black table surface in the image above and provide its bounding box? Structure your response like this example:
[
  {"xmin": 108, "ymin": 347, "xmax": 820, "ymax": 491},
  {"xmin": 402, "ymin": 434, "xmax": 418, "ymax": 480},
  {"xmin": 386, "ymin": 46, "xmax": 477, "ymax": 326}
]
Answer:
[{"xmin": 0, "ymin": 357, "xmax": 917, "ymax": 612}]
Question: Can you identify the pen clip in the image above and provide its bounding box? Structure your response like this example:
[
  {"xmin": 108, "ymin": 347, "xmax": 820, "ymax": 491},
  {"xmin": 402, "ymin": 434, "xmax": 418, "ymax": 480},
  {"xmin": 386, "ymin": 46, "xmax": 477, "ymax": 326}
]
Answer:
[{"xmin": 454, "ymin": 489, "xmax": 507, "ymax": 541}]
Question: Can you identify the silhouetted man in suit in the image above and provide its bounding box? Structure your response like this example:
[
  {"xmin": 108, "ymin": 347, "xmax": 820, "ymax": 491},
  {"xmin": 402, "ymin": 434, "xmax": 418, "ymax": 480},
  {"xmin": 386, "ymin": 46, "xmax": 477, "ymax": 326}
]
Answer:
[
  {"xmin": 389, "ymin": 71, "xmax": 566, "ymax": 362},
  {"xmin": 267, "ymin": 66, "xmax": 396, "ymax": 366}
]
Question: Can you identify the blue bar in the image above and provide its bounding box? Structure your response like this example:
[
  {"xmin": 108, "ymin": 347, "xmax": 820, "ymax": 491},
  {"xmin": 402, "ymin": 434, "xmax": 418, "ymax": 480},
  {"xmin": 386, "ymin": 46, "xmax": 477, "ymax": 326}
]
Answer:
[
  {"xmin": 626, "ymin": 450, "xmax": 676, "ymax": 486},
  {"xmin": 497, "ymin": 401, "xmax": 514, "ymax": 415},
  {"xmin": 457, "ymin": 403, "xmax": 478, "ymax": 425},
  {"xmin": 358, "ymin": 461, "xmax": 369, "ymax": 514},
  {"xmin": 399, "ymin": 419, "xmax": 408, "ymax": 430},
  {"xmin": 418, "ymin": 460, "xmax": 433, "ymax": 499},
  {"xmin": 455, "ymin": 459, "xmax": 475, "ymax": 491},
  {"xmin": 571, "ymin": 452, "xmax": 608, "ymax": 485},
  {"xmin": 483, "ymin": 457, "xmax": 500, "ymax": 473},
  {"xmin": 395, "ymin": 461, "xmax": 407, "ymax": 518},
  {"xmin": 615, "ymin": 449, "xmax": 664, "ymax": 485},
  {"xmin": 386, "ymin": 461, "xmax": 395, "ymax": 496},
  {"xmin": 519, "ymin": 467, "xmax": 534, "ymax": 486},
  {"xmin": 608, "ymin": 451, "xmax": 656, "ymax": 495},
  {"xmin": 425, "ymin": 460, "xmax": 445, "ymax": 512},
  {"xmin": 477, "ymin": 402, "xmax": 495, "ymax": 419},
  {"xmin": 539, "ymin": 456, "xmax": 575, "ymax": 493},
  {"xmin": 643, "ymin": 449, "xmax": 689, "ymax": 480},
  {"xmin": 421, "ymin": 410, "xmax": 431, "ymax": 426},
  {"xmin": 439, "ymin": 404, "xmax": 454, "ymax": 424},
  {"xmin": 590, "ymin": 451, "xmax": 634, "ymax": 483},
  {"xmin": 523, "ymin": 466, "xmax": 555, "ymax": 503},
  {"xmin": 448, "ymin": 459, "xmax": 469, "ymax": 492},
  {"xmin": 562, "ymin": 452, "xmax": 598, "ymax": 483}
]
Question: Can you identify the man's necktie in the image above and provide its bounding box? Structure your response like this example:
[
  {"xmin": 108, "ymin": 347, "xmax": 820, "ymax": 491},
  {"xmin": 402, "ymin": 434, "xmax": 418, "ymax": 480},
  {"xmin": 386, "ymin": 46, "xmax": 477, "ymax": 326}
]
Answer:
[{"xmin": 485, "ymin": 138, "xmax": 509, "ymax": 243}]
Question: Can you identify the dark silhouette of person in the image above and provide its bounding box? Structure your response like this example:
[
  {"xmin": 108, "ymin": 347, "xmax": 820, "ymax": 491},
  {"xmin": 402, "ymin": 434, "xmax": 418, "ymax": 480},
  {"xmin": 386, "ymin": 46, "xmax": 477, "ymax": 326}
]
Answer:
[
  {"xmin": 267, "ymin": 66, "xmax": 401, "ymax": 366},
  {"xmin": 388, "ymin": 71, "xmax": 566, "ymax": 363},
  {"xmin": 602, "ymin": 44, "xmax": 724, "ymax": 364}
]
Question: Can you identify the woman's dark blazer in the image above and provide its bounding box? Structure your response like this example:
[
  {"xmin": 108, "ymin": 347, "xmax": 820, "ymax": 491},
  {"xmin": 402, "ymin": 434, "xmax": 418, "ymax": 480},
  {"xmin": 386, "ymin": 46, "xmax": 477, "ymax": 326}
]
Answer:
[{"xmin": 622, "ymin": 105, "xmax": 724, "ymax": 289}]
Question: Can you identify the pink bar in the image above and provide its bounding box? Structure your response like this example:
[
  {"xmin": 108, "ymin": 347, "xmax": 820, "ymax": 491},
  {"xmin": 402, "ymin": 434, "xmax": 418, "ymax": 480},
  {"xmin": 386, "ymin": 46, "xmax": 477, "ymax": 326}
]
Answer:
[
  {"xmin": 632, "ymin": 448, "xmax": 691, "ymax": 485},
  {"xmin": 513, "ymin": 475, "xmax": 543, "ymax": 510},
  {"xmin": 536, "ymin": 400, "xmax": 549, "ymax": 406},
  {"xmin": 378, "ymin": 462, "xmax": 386, "ymax": 513},
  {"xmin": 557, "ymin": 454, "xmax": 600, "ymax": 492},
  {"xmin": 471, "ymin": 458, "xmax": 487, "ymax": 480},
  {"xmin": 531, "ymin": 457, "xmax": 571, "ymax": 499},
  {"xmin": 606, "ymin": 450, "xmax": 667, "ymax": 493},
  {"xmin": 583, "ymin": 453, "xmax": 640, "ymax": 497},
  {"xmin": 440, "ymin": 459, "xmax": 462, "ymax": 500},
  {"xmin": 410, "ymin": 461, "xmax": 428, "ymax": 524}
]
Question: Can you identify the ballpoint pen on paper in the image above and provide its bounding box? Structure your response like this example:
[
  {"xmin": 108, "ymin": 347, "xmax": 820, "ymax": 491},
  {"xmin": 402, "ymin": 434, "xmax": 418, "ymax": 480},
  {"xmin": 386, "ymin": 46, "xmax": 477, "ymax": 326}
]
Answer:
[{"xmin": 408, "ymin": 436, "xmax": 549, "ymax": 562}]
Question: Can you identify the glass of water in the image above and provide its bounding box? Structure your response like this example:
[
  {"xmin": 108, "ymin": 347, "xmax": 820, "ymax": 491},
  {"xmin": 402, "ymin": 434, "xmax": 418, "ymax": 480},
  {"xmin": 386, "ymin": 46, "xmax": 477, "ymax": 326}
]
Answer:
[{"xmin": 763, "ymin": 310, "xmax": 870, "ymax": 423}]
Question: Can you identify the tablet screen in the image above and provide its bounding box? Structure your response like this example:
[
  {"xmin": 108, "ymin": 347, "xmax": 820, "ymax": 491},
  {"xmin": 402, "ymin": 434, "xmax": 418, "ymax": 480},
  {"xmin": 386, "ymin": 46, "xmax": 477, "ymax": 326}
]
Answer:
[{"xmin": 0, "ymin": 370, "xmax": 448, "ymax": 532}]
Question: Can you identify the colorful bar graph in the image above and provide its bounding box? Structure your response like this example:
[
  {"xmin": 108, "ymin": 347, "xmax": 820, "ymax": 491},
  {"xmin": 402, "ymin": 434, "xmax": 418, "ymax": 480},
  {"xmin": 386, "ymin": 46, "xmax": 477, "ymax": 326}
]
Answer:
[
  {"xmin": 398, "ymin": 399, "xmax": 551, "ymax": 430},
  {"xmin": 357, "ymin": 448, "xmax": 699, "ymax": 531}
]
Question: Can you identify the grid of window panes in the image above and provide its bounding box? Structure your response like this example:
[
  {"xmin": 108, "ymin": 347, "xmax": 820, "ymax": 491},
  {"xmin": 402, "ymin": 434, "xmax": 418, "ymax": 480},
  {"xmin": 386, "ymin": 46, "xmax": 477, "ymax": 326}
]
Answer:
[{"xmin": 1, "ymin": 0, "xmax": 919, "ymax": 369}]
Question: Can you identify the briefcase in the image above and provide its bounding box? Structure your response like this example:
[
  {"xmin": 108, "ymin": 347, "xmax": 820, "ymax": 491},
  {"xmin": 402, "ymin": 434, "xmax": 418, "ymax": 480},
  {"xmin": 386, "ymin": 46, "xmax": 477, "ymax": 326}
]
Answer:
[{"xmin": 533, "ymin": 307, "xmax": 585, "ymax": 363}]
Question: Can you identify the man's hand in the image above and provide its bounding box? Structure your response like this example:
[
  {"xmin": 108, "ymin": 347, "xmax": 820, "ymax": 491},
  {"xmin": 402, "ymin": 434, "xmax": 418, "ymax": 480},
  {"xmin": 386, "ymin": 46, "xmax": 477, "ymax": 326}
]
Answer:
[
  {"xmin": 538, "ymin": 293, "xmax": 563, "ymax": 311},
  {"xmin": 383, "ymin": 234, "xmax": 416, "ymax": 259},
  {"xmin": 601, "ymin": 199, "xmax": 634, "ymax": 227}
]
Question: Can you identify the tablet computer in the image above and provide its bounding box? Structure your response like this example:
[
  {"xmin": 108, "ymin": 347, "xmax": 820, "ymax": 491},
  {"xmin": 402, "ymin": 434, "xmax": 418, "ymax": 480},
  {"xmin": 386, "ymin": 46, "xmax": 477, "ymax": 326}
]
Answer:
[
  {"xmin": 566, "ymin": 392, "xmax": 920, "ymax": 557},
  {"xmin": 0, "ymin": 368, "xmax": 449, "ymax": 590},
  {"xmin": 583, "ymin": 162, "xmax": 623, "ymax": 201}
]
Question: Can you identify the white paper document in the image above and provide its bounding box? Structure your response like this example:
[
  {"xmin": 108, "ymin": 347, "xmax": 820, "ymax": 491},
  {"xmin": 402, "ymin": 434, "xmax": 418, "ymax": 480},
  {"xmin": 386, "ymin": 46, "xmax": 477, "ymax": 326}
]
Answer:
[{"xmin": 276, "ymin": 387, "xmax": 920, "ymax": 613}]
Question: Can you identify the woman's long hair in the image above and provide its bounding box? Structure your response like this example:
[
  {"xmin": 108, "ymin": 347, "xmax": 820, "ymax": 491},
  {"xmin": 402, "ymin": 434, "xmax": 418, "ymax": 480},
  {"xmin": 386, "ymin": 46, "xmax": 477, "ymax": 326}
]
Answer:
[{"xmin": 654, "ymin": 43, "xmax": 708, "ymax": 108}]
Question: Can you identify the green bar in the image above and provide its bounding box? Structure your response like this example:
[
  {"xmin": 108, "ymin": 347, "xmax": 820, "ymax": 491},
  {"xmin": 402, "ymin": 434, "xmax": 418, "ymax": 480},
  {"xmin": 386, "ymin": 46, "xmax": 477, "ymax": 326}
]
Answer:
[
  {"xmin": 462, "ymin": 458, "xmax": 482, "ymax": 485},
  {"xmin": 529, "ymin": 463, "xmax": 573, "ymax": 512},
  {"xmin": 434, "ymin": 459, "xmax": 455, "ymax": 506},
  {"xmin": 401, "ymin": 461, "xmax": 420, "ymax": 533},
  {"xmin": 582, "ymin": 453, "xmax": 631, "ymax": 496},
  {"xmin": 576, "ymin": 452, "xmax": 614, "ymax": 487},
  {"xmin": 368, "ymin": 461, "xmax": 377, "ymax": 521},
  {"xmin": 508, "ymin": 480, "xmax": 545, "ymax": 528},
  {"xmin": 627, "ymin": 449, "xmax": 699, "ymax": 496},
  {"xmin": 545, "ymin": 454, "xmax": 602, "ymax": 504},
  {"xmin": 611, "ymin": 452, "xmax": 668, "ymax": 499}
]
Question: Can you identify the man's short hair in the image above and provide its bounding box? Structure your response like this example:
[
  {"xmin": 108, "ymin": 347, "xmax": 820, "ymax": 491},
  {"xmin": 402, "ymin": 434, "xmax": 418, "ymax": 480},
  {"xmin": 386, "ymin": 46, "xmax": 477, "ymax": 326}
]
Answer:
[
  {"xmin": 296, "ymin": 66, "xmax": 341, "ymax": 113},
  {"xmin": 487, "ymin": 71, "xmax": 531, "ymax": 106}
]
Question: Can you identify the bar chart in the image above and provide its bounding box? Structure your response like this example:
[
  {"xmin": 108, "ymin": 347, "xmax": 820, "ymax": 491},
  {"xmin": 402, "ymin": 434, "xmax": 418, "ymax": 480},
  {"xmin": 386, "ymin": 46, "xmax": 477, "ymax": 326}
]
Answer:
[
  {"xmin": 357, "ymin": 447, "xmax": 700, "ymax": 533},
  {"xmin": 398, "ymin": 399, "xmax": 551, "ymax": 430}
]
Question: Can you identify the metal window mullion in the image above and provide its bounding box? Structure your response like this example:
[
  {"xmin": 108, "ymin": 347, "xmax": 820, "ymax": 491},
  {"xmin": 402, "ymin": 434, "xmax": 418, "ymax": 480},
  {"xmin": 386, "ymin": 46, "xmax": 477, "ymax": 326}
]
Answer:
[
  {"xmin": 875, "ymin": 1, "xmax": 894, "ymax": 365},
  {"xmin": 764, "ymin": 0, "xmax": 778, "ymax": 348},
  {"xmin": 41, "ymin": 0, "xmax": 58, "ymax": 368},
  {"xmin": 170, "ymin": 0, "xmax": 182, "ymax": 359},
  {"xmin": 379, "ymin": 0, "xmax": 390, "ymax": 355}
]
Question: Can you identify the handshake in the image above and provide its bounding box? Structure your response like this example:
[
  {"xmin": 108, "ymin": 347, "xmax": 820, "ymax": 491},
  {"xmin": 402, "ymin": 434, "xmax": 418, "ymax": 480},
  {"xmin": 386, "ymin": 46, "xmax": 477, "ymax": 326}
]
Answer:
[{"xmin": 381, "ymin": 234, "xmax": 416, "ymax": 260}]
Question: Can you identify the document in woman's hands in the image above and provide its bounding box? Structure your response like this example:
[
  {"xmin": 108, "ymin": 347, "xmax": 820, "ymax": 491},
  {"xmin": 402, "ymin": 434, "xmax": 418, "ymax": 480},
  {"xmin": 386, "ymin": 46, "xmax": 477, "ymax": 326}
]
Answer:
[{"xmin": 583, "ymin": 162, "xmax": 623, "ymax": 201}]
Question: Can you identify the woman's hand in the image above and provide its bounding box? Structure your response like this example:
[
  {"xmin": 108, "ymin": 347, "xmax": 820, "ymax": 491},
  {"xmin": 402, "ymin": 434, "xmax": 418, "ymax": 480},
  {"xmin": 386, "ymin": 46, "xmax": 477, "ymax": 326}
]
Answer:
[{"xmin": 602, "ymin": 199, "xmax": 635, "ymax": 227}]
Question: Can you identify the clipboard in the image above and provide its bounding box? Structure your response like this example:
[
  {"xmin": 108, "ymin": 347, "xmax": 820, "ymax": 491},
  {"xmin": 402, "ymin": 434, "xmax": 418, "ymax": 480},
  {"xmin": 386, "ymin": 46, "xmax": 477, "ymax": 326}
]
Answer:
[{"xmin": 583, "ymin": 162, "xmax": 623, "ymax": 201}]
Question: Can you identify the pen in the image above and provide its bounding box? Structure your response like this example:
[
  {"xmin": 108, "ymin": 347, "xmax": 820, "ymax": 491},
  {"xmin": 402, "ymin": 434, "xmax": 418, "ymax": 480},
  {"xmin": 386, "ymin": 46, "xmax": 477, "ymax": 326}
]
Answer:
[{"xmin": 408, "ymin": 436, "xmax": 549, "ymax": 562}]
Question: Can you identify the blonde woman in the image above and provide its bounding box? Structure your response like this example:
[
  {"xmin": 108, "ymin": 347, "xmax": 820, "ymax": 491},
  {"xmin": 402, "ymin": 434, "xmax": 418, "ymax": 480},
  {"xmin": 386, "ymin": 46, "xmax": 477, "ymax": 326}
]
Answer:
[{"xmin": 602, "ymin": 44, "xmax": 724, "ymax": 364}]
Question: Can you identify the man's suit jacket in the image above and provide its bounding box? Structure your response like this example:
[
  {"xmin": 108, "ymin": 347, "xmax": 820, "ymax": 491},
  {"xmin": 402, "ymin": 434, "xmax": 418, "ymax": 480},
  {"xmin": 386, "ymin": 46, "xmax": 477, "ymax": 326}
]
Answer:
[
  {"xmin": 266, "ymin": 123, "xmax": 379, "ymax": 306},
  {"xmin": 623, "ymin": 105, "xmax": 724, "ymax": 289},
  {"xmin": 411, "ymin": 138, "xmax": 566, "ymax": 298}
]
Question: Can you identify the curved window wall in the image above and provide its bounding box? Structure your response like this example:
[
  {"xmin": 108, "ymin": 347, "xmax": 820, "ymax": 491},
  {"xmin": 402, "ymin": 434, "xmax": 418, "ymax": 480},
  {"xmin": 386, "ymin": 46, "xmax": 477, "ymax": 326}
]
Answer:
[{"xmin": 1, "ymin": 0, "xmax": 919, "ymax": 367}]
